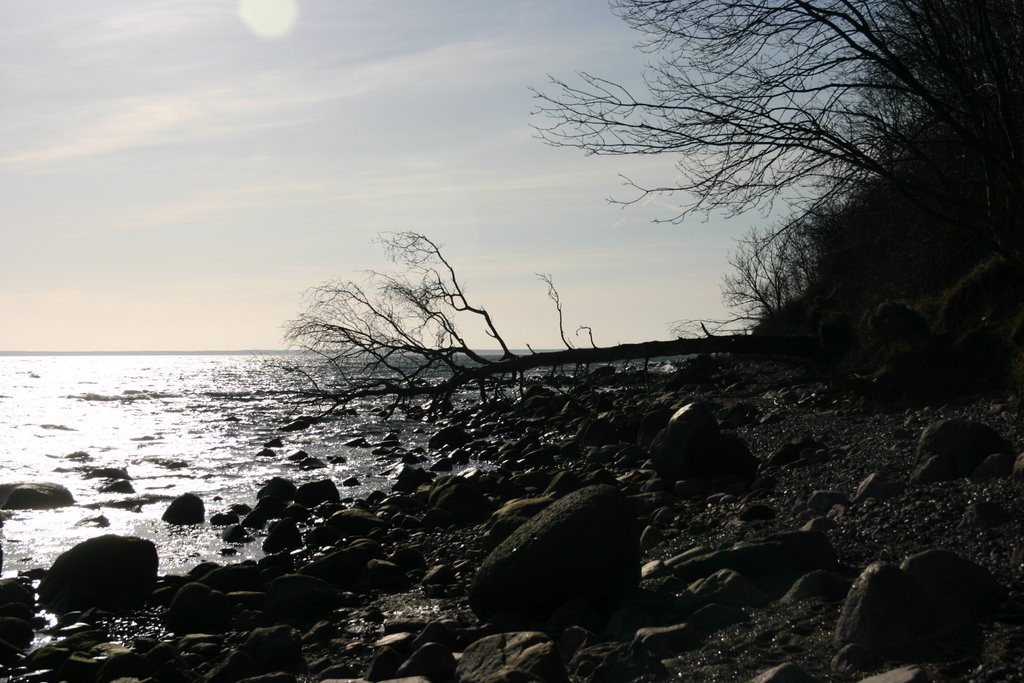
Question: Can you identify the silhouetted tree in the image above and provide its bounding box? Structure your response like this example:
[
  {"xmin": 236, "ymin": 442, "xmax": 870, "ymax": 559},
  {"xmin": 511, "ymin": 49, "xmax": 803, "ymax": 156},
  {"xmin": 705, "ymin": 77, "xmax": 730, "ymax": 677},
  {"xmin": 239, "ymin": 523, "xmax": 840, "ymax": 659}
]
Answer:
[
  {"xmin": 285, "ymin": 232, "xmax": 817, "ymax": 413},
  {"xmin": 534, "ymin": 0, "xmax": 1024, "ymax": 267}
]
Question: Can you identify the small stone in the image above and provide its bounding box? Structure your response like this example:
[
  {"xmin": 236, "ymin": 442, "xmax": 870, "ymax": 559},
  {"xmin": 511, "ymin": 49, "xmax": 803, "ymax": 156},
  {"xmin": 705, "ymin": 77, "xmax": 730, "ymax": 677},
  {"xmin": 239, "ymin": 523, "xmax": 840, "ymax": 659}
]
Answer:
[
  {"xmin": 831, "ymin": 642, "xmax": 877, "ymax": 672},
  {"xmin": 851, "ymin": 473, "xmax": 904, "ymax": 504},
  {"xmin": 633, "ymin": 623, "xmax": 700, "ymax": 657},
  {"xmin": 162, "ymin": 493, "xmax": 205, "ymax": 525},
  {"xmin": 687, "ymin": 568, "xmax": 768, "ymax": 608}
]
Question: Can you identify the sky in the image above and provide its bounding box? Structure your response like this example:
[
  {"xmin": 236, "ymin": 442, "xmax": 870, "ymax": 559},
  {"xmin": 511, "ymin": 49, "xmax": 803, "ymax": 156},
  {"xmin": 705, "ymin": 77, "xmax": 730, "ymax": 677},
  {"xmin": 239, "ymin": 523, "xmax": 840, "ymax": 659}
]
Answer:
[{"xmin": 1, "ymin": 0, "xmax": 755, "ymax": 352}]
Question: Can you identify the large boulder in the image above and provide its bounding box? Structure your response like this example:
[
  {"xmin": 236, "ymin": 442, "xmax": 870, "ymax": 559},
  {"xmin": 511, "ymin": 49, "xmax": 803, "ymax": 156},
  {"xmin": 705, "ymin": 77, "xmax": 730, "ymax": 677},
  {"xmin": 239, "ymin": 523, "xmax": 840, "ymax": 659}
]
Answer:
[
  {"xmin": 899, "ymin": 549, "xmax": 1001, "ymax": 618},
  {"xmin": 834, "ymin": 562, "xmax": 972, "ymax": 657},
  {"xmin": 38, "ymin": 535, "xmax": 158, "ymax": 612},
  {"xmin": 264, "ymin": 574, "xmax": 339, "ymax": 620},
  {"xmin": 469, "ymin": 485, "xmax": 639, "ymax": 621},
  {"xmin": 0, "ymin": 482, "xmax": 74, "ymax": 510},
  {"xmin": 293, "ymin": 479, "xmax": 340, "ymax": 508},
  {"xmin": 669, "ymin": 531, "xmax": 837, "ymax": 599},
  {"xmin": 648, "ymin": 404, "xmax": 756, "ymax": 482},
  {"xmin": 912, "ymin": 419, "xmax": 1010, "ymax": 483}
]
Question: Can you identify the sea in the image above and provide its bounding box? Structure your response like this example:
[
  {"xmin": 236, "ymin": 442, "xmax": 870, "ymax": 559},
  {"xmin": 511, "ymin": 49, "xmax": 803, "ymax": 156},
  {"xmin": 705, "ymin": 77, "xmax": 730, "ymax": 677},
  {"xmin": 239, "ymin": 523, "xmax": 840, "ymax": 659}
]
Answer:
[{"xmin": 0, "ymin": 352, "xmax": 441, "ymax": 577}]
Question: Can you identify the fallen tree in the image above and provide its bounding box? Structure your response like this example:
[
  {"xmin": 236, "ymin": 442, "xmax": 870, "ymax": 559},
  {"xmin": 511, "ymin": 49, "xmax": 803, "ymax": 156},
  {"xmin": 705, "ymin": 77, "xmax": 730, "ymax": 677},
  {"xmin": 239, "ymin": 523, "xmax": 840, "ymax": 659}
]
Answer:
[{"xmin": 284, "ymin": 232, "xmax": 817, "ymax": 414}]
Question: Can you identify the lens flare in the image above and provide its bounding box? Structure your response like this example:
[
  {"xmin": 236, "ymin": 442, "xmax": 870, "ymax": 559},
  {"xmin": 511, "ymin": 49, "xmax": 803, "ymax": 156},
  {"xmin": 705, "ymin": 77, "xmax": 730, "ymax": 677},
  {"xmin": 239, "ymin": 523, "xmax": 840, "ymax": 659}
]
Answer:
[{"xmin": 238, "ymin": 0, "xmax": 298, "ymax": 39}]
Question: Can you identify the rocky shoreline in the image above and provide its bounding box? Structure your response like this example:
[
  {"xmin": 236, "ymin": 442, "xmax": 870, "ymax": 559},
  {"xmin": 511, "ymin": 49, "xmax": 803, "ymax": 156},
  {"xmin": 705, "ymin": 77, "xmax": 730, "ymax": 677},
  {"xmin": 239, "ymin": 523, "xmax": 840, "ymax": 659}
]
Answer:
[{"xmin": 1, "ymin": 355, "xmax": 1022, "ymax": 682}]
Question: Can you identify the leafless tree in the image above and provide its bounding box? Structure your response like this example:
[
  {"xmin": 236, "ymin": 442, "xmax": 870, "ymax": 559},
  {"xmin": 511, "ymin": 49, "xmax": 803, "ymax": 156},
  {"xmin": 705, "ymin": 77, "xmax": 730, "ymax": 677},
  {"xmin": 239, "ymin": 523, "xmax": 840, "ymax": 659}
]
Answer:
[
  {"xmin": 533, "ymin": 0, "xmax": 1024, "ymax": 266},
  {"xmin": 285, "ymin": 232, "xmax": 817, "ymax": 414}
]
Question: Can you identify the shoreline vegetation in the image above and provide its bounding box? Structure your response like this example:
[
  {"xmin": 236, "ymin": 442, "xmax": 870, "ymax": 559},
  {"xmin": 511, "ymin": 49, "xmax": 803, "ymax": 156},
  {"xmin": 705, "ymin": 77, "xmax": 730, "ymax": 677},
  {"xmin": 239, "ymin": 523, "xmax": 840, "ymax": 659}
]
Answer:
[{"xmin": 0, "ymin": 353, "xmax": 1021, "ymax": 682}]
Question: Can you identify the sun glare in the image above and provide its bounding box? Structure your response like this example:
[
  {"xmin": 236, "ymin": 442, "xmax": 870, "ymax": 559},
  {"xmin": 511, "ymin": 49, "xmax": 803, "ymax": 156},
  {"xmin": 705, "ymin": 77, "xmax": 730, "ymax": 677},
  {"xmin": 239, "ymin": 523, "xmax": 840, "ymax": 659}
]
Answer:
[{"xmin": 238, "ymin": 0, "xmax": 298, "ymax": 39}]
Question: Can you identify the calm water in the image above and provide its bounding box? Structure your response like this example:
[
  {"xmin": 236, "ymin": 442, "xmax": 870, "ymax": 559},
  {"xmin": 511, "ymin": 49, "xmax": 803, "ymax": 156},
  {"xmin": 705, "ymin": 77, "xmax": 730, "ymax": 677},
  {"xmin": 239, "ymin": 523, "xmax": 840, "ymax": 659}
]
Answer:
[{"xmin": 0, "ymin": 353, "xmax": 432, "ymax": 576}]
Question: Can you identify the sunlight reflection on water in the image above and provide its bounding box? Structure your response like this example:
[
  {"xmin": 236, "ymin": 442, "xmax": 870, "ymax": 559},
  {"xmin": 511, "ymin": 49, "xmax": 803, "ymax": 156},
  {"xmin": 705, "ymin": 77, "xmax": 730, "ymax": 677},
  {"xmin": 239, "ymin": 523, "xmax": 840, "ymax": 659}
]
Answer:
[{"xmin": 0, "ymin": 353, "xmax": 422, "ymax": 575}]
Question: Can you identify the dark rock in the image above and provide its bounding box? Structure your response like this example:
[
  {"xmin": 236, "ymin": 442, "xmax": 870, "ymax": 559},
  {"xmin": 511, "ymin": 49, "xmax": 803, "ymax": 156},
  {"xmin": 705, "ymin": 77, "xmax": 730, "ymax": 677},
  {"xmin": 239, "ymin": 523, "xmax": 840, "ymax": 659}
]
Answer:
[
  {"xmin": 971, "ymin": 452, "xmax": 1015, "ymax": 480},
  {"xmin": 830, "ymin": 643, "xmax": 878, "ymax": 673},
  {"xmin": 780, "ymin": 570, "xmax": 853, "ymax": 604},
  {"xmin": 38, "ymin": 534, "xmax": 158, "ymax": 611},
  {"xmin": 589, "ymin": 640, "xmax": 667, "ymax": 683},
  {"xmin": 899, "ymin": 549, "xmax": 1000, "ymax": 618},
  {"xmin": 166, "ymin": 582, "xmax": 232, "ymax": 633},
  {"xmin": 469, "ymin": 485, "xmax": 639, "ymax": 620},
  {"xmin": 1013, "ymin": 452, "xmax": 1024, "ymax": 487},
  {"xmin": 0, "ymin": 579, "xmax": 34, "ymax": 607},
  {"xmin": 0, "ymin": 482, "xmax": 74, "ymax": 509},
  {"xmin": 241, "ymin": 625, "xmax": 304, "ymax": 673},
  {"xmin": 428, "ymin": 425, "xmax": 470, "ymax": 451},
  {"xmin": 632, "ymin": 623, "xmax": 701, "ymax": 657},
  {"xmin": 327, "ymin": 508, "xmax": 389, "ymax": 537},
  {"xmin": 912, "ymin": 419, "xmax": 1010, "ymax": 483},
  {"xmin": 98, "ymin": 479, "xmax": 135, "ymax": 494},
  {"xmin": 265, "ymin": 574, "xmax": 339, "ymax": 620},
  {"xmin": 222, "ymin": 524, "xmax": 254, "ymax": 543},
  {"xmin": 360, "ymin": 559, "xmax": 407, "ymax": 590},
  {"xmin": 687, "ymin": 568, "xmax": 768, "ymax": 607},
  {"xmin": 96, "ymin": 651, "xmax": 155, "ymax": 682},
  {"xmin": 670, "ymin": 531, "xmax": 837, "ymax": 598},
  {"xmin": 293, "ymin": 479, "xmax": 340, "ymax": 508},
  {"xmin": 959, "ymin": 500, "xmax": 1011, "ymax": 529},
  {"xmin": 422, "ymin": 564, "xmax": 455, "ymax": 586},
  {"xmin": 851, "ymin": 473, "xmax": 904, "ymax": 504},
  {"xmin": 198, "ymin": 564, "xmax": 265, "ymax": 593},
  {"xmin": 428, "ymin": 475, "xmax": 492, "ymax": 523},
  {"xmin": 834, "ymin": 562, "xmax": 973, "ymax": 657},
  {"xmin": 205, "ymin": 650, "xmax": 260, "ymax": 683},
  {"xmin": 301, "ymin": 547, "xmax": 373, "ymax": 589},
  {"xmin": 738, "ymin": 503, "xmax": 776, "ymax": 521},
  {"xmin": 162, "ymin": 493, "xmax": 205, "ymax": 525},
  {"xmin": 0, "ymin": 617, "xmax": 33, "ymax": 648},
  {"xmin": 83, "ymin": 466, "xmax": 130, "ymax": 480},
  {"xmin": 263, "ymin": 518, "xmax": 303, "ymax": 554},
  {"xmin": 393, "ymin": 465, "xmax": 434, "ymax": 494},
  {"xmin": 394, "ymin": 642, "xmax": 456, "ymax": 681},
  {"xmin": 456, "ymin": 631, "xmax": 568, "ymax": 683},
  {"xmin": 365, "ymin": 645, "xmax": 404, "ymax": 681},
  {"xmin": 649, "ymin": 404, "xmax": 756, "ymax": 482},
  {"xmin": 211, "ymin": 511, "xmax": 240, "ymax": 526},
  {"xmin": 279, "ymin": 416, "xmax": 318, "ymax": 432},
  {"xmin": 258, "ymin": 477, "xmax": 296, "ymax": 501}
]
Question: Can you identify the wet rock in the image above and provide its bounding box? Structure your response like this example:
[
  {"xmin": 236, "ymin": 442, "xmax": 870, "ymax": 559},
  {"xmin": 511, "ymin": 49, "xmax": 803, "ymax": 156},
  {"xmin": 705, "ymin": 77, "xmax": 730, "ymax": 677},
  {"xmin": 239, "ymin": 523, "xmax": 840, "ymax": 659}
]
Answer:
[
  {"xmin": 670, "ymin": 531, "xmax": 837, "ymax": 598},
  {"xmin": 96, "ymin": 651, "xmax": 155, "ymax": 681},
  {"xmin": 222, "ymin": 524, "xmax": 254, "ymax": 543},
  {"xmin": 38, "ymin": 534, "xmax": 158, "ymax": 612},
  {"xmin": 456, "ymin": 631, "xmax": 567, "ymax": 683},
  {"xmin": 807, "ymin": 490, "xmax": 849, "ymax": 513},
  {"xmin": 205, "ymin": 650, "xmax": 260, "ymax": 683},
  {"xmin": 851, "ymin": 473, "xmax": 904, "ymax": 504},
  {"xmin": 748, "ymin": 662, "xmax": 820, "ymax": 682},
  {"xmin": 98, "ymin": 479, "xmax": 134, "ymax": 494},
  {"xmin": 737, "ymin": 503, "xmax": 775, "ymax": 521},
  {"xmin": 198, "ymin": 564, "xmax": 265, "ymax": 594},
  {"xmin": 265, "ymin": 574, "xmax": 339, "ymax": 621},
  {"xmin": 279, "ymin": 416, "xmax": 318, "ymax": 432},
  {"xmin": 649, "ymin": 404, "xmax": 756, "ymax": 482},
  {"xmin": 428, "ymin": 425, "xmax": 471, "ymax": 451},
  {"xmin": 911, "ymin": 419, "xmax": 1010, "ymax": 483},
  {"xmin": 263, "ymin": 518, "xmax": 303, "ymax": 554},
  {"xmin": 0, "ymin": 481, "xmax": 75, "ymax": 510},
  {"xmin": 258, "ymin": 477, "xmax": 297, "ymax": 501},
  {"xmin": 589, "ymin": 640, "xmax": 667, "ymax": 683},
  {"xmin": 360, "ymin": 559, "xmax": 407, "ymax": 590},
  {"xmin": 162, "ymin": 493, "xmax": 205, "ymax": 525},
  {"xmin": 469, "ymin": 485, "xmax": 639, "ymax": 621},
  {"xmin": 857, "ymin": 665, "xmax": 930, "ymax": 682},
  {"xmin": 294, "ymin": 479, "xmax": 340, "ymax": 508},
  {"xmin": 899, "ymin": 549, "xmax": 1000, "ymax": 618},
  {"xmin": 834, "ymin": 562, "xmax": 972, "ymax": 658},
  {"xmin": 166, "ymin": 582, "xmax": 232, "ymax": 634},
  {"xmin": 421, "ymin": 564, "xmax": 455, "ymax": 587}
]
